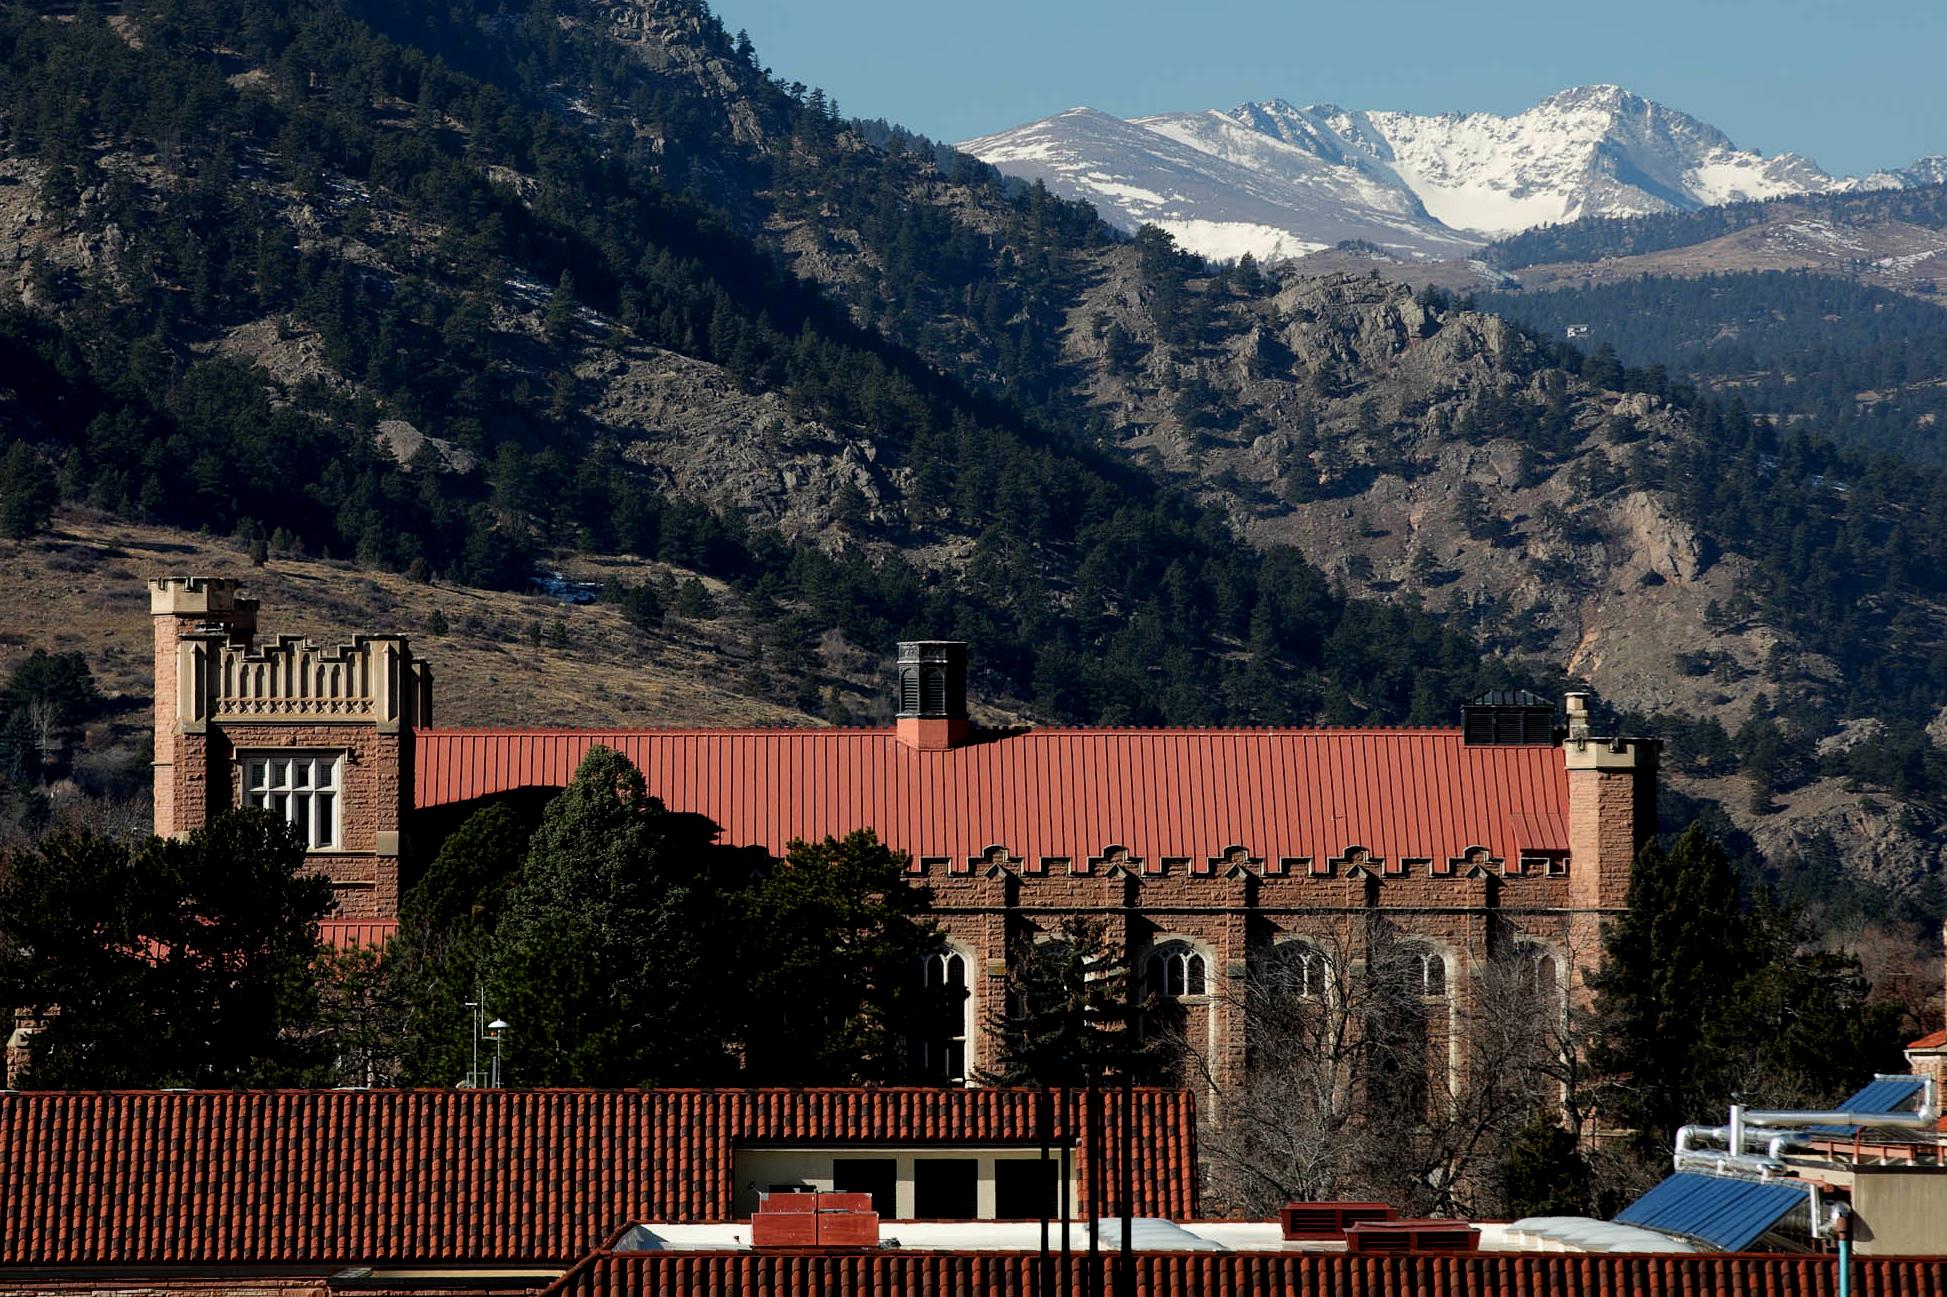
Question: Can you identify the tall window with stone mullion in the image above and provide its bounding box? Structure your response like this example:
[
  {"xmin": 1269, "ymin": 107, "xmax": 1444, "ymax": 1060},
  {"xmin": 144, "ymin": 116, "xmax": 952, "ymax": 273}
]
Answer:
[{"xmin": 242, "ymin": 753, "xmax": 342, "ymax": 849}]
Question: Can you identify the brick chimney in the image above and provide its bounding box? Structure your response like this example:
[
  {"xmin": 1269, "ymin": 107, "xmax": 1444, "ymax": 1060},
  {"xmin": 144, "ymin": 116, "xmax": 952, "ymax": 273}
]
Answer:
[{"xmin": 894, "ymin": 642, "xmax": 969, "ymax": 751}]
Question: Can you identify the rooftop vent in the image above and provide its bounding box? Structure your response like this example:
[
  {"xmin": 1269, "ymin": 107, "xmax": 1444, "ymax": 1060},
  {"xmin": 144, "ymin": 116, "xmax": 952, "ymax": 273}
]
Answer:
[
  {"xmin": 897, "ymin": 642, "xmax": 967, "ymax": 719},
  {"xmin": 1461, "ymin": 689, "xmax": 1555, "ymax": 745},
  {"xmin": 895, "ymin": 642, "xmax": 970, "ymax": 750}
]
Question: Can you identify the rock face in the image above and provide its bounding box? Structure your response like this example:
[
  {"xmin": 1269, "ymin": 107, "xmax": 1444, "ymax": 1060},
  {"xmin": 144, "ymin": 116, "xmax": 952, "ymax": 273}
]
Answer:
[
  {"xmin": 589, "ymin": 0, "xmax": 781, "ymax": 150},
  {"xmin": 578, "ymin": 346, "xmax": 902, "ymax": 538}
]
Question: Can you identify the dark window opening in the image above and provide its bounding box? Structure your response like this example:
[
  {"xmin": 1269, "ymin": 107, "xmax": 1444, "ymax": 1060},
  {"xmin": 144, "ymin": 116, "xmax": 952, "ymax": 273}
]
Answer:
[
  {"xmin": 832, "ymin": 1158, "xmax": 898, "ymax": 1218},
  {"xmin": 1146, "ymin": 942, "xmax": 1206, "ymax": 997},
  {"xmin": 994, "ymin": 1158, "xmax": 1060, "ymax": 1220},
  {"xmin": 913, "ymin": 1158, "xmax": 979, "ymax": 1219},
  {"xmin": 920, "ymin": 949, "xmax": 970, "ymax": 1084}
]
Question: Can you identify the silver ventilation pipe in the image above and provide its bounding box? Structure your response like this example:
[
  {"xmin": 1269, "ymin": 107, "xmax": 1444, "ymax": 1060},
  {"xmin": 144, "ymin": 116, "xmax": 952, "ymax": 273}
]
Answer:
[
  {"xmin": 1740, "ymin": 1076, "xmax": 1939, "ymax": 1132},
  {"xmin": 1672, "ymin": 1076, "xmax": 1939, "ymax": 1172}
]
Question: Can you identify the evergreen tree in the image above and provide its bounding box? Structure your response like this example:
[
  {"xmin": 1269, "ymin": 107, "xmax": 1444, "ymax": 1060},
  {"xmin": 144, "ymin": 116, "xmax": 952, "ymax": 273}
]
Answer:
[
  {"xmin": 1587, "ymin": 825, "xmax": 1905, "ymax": 1148},
  {"xmin": 390, "ymin": 803, "xmax": 529, "ymax": 1084},
  {"xmin": 980, "ymin": 916, "xmax": 1160, "ymax": 1086},
  {"xmin": 489, "ymin": 746, "xmax": 748, "ymax": 1086},
  {"xmin": 1496, "ymin": 1110, "xmax": 1592, "ymax": 1218},
  {"xmin": 0, "ymin": 440, "xmax": 56, "ymax": 539},
  {"xmin": 544, "ymin": 270, "xmax": 579, "ymax": 346},
  {"xmin": 739, "ymin": 830, "xmax": 940, "ymax": 1082},
  {"xmin": 0, "ymin": 811, "xmax": 332, "ymax": 1087},
  {"xmin": 1587, "ymin": 826, "xmax": 1751, "ymax": 1143}
]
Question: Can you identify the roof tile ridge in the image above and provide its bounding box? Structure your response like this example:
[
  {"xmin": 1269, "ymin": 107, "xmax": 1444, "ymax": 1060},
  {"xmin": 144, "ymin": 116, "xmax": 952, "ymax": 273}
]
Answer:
[{"xmin": 418, "ymin": 724, "xmax": 897, "ymax": 737}]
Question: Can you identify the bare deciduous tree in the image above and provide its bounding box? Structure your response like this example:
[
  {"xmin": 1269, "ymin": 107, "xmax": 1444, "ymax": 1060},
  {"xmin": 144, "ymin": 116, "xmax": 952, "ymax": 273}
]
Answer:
[{"xmin": 1186, "ymin": 916, "xmax": 1598, "ymax": 1219}]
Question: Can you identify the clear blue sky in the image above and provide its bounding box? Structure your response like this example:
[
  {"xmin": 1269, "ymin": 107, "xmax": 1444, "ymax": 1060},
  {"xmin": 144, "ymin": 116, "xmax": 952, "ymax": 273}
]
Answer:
[{"xmin": 709, "ymin": 0, "xmax": 1944, "ymax": 176}]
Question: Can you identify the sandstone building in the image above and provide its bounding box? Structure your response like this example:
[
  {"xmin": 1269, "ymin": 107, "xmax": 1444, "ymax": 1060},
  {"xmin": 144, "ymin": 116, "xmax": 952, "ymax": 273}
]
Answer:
[{"xmin": 148, "ymin": 576, "xmax": 1659, "ymax": 1089}]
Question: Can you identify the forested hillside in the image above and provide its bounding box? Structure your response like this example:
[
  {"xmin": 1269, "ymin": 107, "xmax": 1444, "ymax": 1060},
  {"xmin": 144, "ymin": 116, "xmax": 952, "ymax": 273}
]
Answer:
[
  {"xmin": 0, "ymin": 0, "xmax": 1533, "ymax": 730},
  {"xmin": 1475, "ymin": 273, "xmax": 1947, "ymax": 465},
  {"xmin": 1, "ymin": 0, "xmax": 1945, "ymax": 953},
  {"xmin": 1486, "ymin": 182, "xmax": 1947, "ymax": 270}
]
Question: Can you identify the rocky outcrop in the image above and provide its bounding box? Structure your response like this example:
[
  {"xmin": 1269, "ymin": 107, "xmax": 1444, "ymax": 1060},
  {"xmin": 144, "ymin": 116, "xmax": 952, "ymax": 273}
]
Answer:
[{"xmin": 579, "ymin": 345, "xmax": 903, "ymax": 539}]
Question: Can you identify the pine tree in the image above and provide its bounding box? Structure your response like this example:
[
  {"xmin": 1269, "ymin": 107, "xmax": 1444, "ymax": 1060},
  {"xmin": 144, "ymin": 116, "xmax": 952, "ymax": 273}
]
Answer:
[
  {"xmin": 1586, "ymin": 825, "xmax": 1904, "ymax": 1148},
  {"xmin": 0, "ymin": 812, "xmax": 333, "ymax": 1087},
  {"xmin": 1587, "ymin": 826, "xmax": 1749, "ymax": 1144},
  {"xmin": 390, "ymin": 803, "xmax": 528, "ymax": 1084},
  {"xmin": 544, "ymin": 270, "xmax": 578, "ymax": 346},
  {"xmin": 488, "ymin": 746, "xmax": 743, "ymax": 1086},
  {"xmin": 0, "ymin": 441, "xmax": 56, "ymax": 539},
  {"xmin": 980, "ymin": 916, "xmax": 1159, "ymax": 1086},
  {"xmin": 738, "ymin": 830, "xmax": 940, "ymax": 1083}
]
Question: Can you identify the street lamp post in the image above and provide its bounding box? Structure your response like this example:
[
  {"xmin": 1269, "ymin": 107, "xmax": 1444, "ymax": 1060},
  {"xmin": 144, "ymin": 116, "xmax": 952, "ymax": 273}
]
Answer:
[{"xmin": 486, "ymin": 1019, "xmax": 510, "ymax": 1089}]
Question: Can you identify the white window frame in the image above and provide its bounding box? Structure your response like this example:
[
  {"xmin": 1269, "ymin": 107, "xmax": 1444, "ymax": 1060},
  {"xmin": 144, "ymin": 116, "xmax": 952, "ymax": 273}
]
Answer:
[
  {"xmin": 1147, "ymin": 940, "xmax": 1207, "ymax": 999},
  {"xmin": 241, "ymin": 751, "xmax": 344, "ymax": 850},
  {"xmin": 1270, "ymin": 938, "xmax": 1331, "ymax": 1001},
  {"xmin": 921, "ymin": 945, "xmax": 973, "ymax": 1085}
]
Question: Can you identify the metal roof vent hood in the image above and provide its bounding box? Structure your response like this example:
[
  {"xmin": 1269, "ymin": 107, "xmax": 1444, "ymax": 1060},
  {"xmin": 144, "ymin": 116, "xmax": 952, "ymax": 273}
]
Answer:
[
  {"xmin": 896, "ymin": 641, "xmax": 969, "ymax": 751},
  {"xmin": 1462, "ymin": 689, "xmax": 1556, "ymax": 745}
]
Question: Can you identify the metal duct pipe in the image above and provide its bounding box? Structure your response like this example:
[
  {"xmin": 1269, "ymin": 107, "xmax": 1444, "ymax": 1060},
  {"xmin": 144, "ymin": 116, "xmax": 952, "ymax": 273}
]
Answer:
[
  {"xmin": 1673, "ymin": 1150, "xmax": 1786, "ymax": 1177},
  {"xmin": 1673, "ymin": 1076, "xmax": 1939, "ymax": 1170},
  {"xmin": 1741, "ymin": 1076, "xmax": 1939, "ymax": 1130},
  {"xmin": 1674, "ymin": 1124, "xmax": 1732, "ymax": 1163}
]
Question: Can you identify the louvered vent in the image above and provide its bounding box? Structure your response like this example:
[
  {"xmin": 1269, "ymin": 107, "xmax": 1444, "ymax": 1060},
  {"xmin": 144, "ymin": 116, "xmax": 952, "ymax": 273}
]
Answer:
[
  {"xmin": 1460, "ymin": 690, "xmax": 1556, "ymax": 745},
  {"xmin": 896, "ymin": 642, "xmax": 967, "ymax": 720}
]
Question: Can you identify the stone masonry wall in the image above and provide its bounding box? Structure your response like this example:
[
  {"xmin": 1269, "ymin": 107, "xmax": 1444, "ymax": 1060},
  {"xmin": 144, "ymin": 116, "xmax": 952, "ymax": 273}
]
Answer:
[
  {"xmin": 210, "ymin": 721, "xmax": 407, "ymax": 917},
  {"xmin": 926, "ymin": 860, "xmax": 1617, "ymax": 1092}
]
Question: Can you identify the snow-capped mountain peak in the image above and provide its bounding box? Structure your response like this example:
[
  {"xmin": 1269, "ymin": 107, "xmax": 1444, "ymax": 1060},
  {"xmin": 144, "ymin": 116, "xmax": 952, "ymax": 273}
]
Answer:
[{"xmin": 958, "ymin": 86, "xmax": 1926, "ymax": 265}]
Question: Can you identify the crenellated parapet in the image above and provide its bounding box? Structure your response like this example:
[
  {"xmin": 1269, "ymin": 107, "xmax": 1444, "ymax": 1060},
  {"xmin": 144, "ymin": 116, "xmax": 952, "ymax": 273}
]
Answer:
[{"xmin": 186, "ymin": 634, "xmax": 427, "ymax": 731}]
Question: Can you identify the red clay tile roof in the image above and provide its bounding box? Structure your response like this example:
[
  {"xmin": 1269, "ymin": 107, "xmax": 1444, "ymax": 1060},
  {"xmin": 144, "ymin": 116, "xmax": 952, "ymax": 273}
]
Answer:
[
  {"xmin": 548, "ymin": 1251, "xmax": 1947, "ymax": 1297},
  {"xmin": 414, "ymin": 728, "xmax": 1568, "ymax": 868},
  {"xmin": 0, "ymin": 1088, "xmax": 1194, "ymax": 1267},
  {"xmin": 1909, "ymin": 1028, "xmax": 1946, "ymax": 1050}
]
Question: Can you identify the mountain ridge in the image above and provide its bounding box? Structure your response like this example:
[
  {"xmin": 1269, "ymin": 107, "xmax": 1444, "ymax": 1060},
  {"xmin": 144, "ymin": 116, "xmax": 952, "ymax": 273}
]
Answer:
[{"xmin": 962, "ymin": 85, "xmax": 1939, "ymax": 264}]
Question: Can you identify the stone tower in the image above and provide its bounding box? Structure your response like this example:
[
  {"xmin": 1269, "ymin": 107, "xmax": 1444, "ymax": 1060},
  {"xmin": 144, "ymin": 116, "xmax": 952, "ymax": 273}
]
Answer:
[{"xmin": 150, "ymin": 577, "xmax": 431, "ymax": 916}]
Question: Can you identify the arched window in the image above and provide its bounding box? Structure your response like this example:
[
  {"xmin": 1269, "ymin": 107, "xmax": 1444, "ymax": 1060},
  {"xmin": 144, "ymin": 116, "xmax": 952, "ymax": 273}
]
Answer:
[
  {"xmin": 1146, "ymin": 941, "xmax": 1207, "ymax": 999},
  {"xmin": 1510, "ymin": 942, "xmax": 1560, "ymax": 998},
  {"xmin": 920, "ymin": 947, "xmax": 970, "ymax": 1084},
  {"xmin": 1389, "ymin": 941, "xmax": 1447, "ymax": 999},
  {"xmin": 1267, "ymin": 939, "xmax": 1330, "ymax": 1000}
]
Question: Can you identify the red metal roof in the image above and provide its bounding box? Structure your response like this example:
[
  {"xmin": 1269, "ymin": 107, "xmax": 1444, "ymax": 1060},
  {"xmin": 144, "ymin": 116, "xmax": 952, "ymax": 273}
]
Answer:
[
  {"xmin": 0, "ymin": 1087, "xmax": 1194, "ymax": 1267},
  {"xmin": 414, "ymin": 728, "xmax": 1568, "ymax": 868},
  {"xmin": 318, "ymin": 918, "xmax": 399, "ymax": 951}
]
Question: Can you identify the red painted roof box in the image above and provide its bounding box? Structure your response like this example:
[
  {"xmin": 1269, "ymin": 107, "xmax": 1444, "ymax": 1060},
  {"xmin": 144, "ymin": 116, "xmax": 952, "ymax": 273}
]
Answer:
[
  {"xmin": 751, "ymin": 1191, "xmax": 879, "ymax": 1251},
  {"xmin": 1278, "ymin": 1201, "xmax": 1396, "ymax": 1240},
  {"xmin": 1343, "ymin": 1219, "xmax": 1480, "ymax": 1254}
]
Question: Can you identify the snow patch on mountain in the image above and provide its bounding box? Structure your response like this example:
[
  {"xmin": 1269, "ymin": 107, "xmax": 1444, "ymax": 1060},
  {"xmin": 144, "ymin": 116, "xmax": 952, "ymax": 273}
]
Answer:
[
  {"xmin": 959, "ymin": 107, "xmax": 1479, "ymax": 262},
  {"xmin": 960, "ymin": 86, "xmax": 1939, "ymax": 266},
  {"xmin": 1150, "ymin": 219, "xmax": 1327, "ymax": 262}
]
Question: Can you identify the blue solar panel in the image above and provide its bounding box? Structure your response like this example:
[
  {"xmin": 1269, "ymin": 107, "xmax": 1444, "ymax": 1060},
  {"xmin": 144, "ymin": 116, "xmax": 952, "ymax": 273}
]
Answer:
[
  {"xmin": 1615, "ymin": 1173, "xmax": 1809, "ymax": 1251},
  {"xmin": 1807, "ymin": 1077, "xmax": 1925, "ymax": 1136}
]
